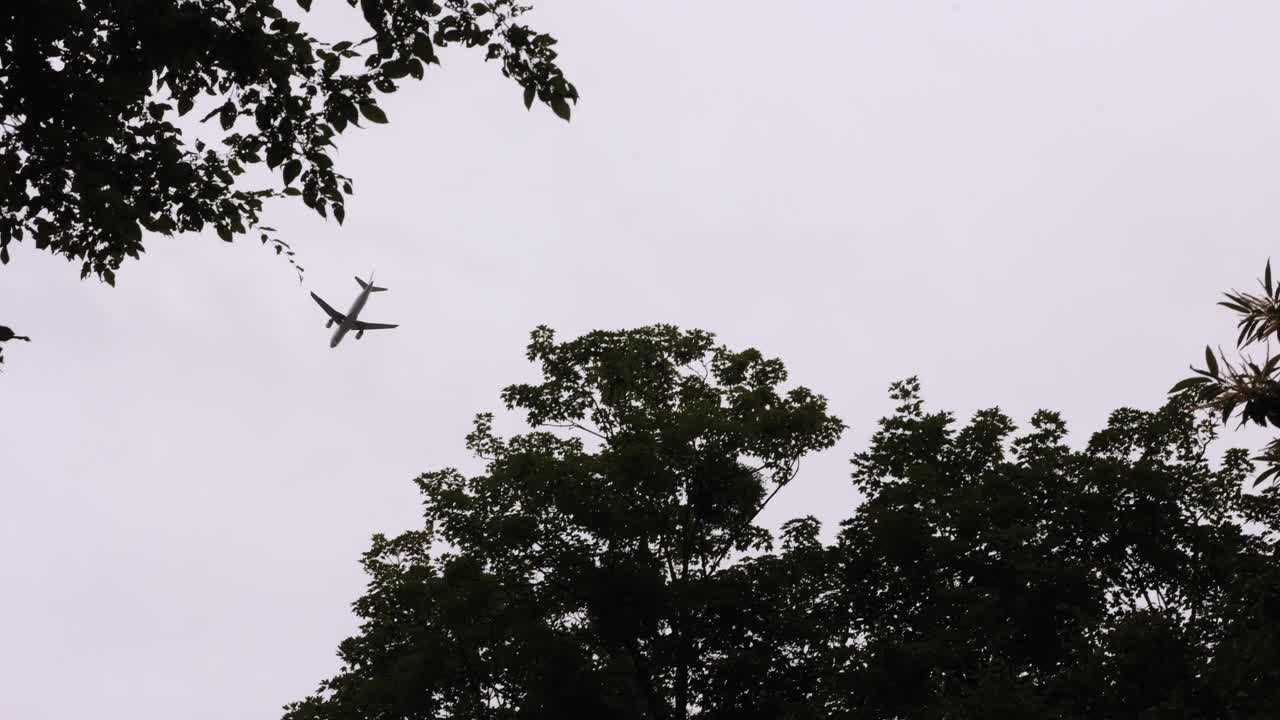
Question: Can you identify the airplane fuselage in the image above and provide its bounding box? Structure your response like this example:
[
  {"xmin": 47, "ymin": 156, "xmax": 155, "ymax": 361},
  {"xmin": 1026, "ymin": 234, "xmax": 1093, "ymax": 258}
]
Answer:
[
  {"xmin": 330, "ymin": 286, "xmax": 372, "ymax": 348},
  {"xmin": 312, "ymin": 275, "xmax": 397, "ymax": 347}
]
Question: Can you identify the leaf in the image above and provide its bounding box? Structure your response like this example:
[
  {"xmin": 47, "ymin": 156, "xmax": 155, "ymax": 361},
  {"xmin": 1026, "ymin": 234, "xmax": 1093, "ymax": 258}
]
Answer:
[
  {"xmin": 523, "ymin": 84, "xmax": 535, "ymax": 110},
  {"xmin": 1238, "ymin": 323, "xmax": 1254, "ymax": 348},
  {"xmin": 334, "ymin": 204, "xmax": 345, "ymax": 225},
  {"xmin": 267, "ymin": 145, "xmax": 287, "ymax": 169},
  {"xmin": 333, "ymin": 41, "xmax": 353, "ymax": 53},
  {"xmin": 1255, "ymin": 465, "xmax": 1280, "ymax": 487},
  {"xmin": 341, "ymin": 99, "xmax": 360, "ymax": 125},
  {"xmin": 1205, "ymin": 346, "xmax": 1219, "ymax": 377},
  {"xmin": 382, "ymin": 60, "xmax": 410, "ymax": 79},
  {"xmin": 551, "ymin": 95, "xmax": 571, "ymax": 121},
  {"xmin": 283, "ymin": 187, "xmax": 302, "ymax": 196},
  {"xmin": 1267, "ymin": 260, "xmax": 1273, "ymax": 296},
  {"xmin": 216, "ymin": 226, "xmax": 233, "ymax": 242},
  {"xmin": 359, "ymin": 101, "xmax": 389, "ymax": 124},
  {"xmin": 297, "ymin": 0, "xmax": 313, "ymax": 9},
  {"xmin": 283, "ymin": 159, "xmax": 303, "ymax": 185},
  {"xmin": 219, "ymin": 103, "xmax": 237, "ymax": 131},
  {"xmin": 103, "ymin": 269, "xmax": 115, "ymax": 286},
  {"xmin": 1168, "ymin": 376, "xmax": 1211, "ymax": 394},
  {"xmin": 0, "ymin": 246, "xmax": 8, "ymax": 264},
  {"xmin": 412, "ymin": 33, "xmax": 435, "ymax": 62},
  {"xmin": 1222, "ymin": 399, "xmax": 1240, "ymax": 424}
]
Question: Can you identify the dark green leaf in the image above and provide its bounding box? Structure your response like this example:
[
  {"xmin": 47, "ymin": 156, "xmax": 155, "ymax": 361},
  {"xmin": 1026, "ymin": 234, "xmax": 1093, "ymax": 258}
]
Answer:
[
  {"xmin": 412, "ymin": 33, "xmax": 436, "ymax": 62},
  {"xmin": 523, "ymin": 84, "xmax": 535, "ymax": 110},
  {"xmin": 267, "ymin": 145, "xmax": 287, "ymax": 169},
  {"xmin": 382, "ymin": 60, "xmax": 410, "ymax": 79},
  {"xmin": 359, "ymin": 101, "xmax": 389, "ymax": 124},
  {"xmin": 283, "ymin": 160, "xmax": 303, "ymax": 185},
  {"xmin": 219, "ymin": 104, "xmax": 237, "ymax": 131},
  {"xmin": 1205, "ymin": 346, "xmax": 1219, "ymax": 377},
  {"xmin": 1169, "ymin": 376, "xmax": 1212, "ymax": 394},
  {"xmin": 550, "ymin": 95, "xmax": 571, "ymax": 121}
]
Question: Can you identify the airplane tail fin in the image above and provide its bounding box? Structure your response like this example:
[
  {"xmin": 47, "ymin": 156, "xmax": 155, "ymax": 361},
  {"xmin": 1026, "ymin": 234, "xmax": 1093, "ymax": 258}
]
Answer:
[{"xmin": 355, "ymin": 276, "xmax": 388, "ymax": 292}]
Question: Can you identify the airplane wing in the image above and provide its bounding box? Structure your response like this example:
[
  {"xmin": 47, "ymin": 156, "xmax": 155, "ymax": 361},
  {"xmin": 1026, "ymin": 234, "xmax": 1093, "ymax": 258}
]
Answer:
[
  {"xmin": 352, "ymin": 320, "xmax": 398, "ymax": 331},
  {"xmin": 310, "ymin": 292, "xmax": 346, "ymax": 322}
]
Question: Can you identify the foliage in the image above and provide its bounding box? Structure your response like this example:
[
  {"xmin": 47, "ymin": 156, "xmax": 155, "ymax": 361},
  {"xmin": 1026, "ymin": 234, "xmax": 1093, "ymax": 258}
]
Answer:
[
  {"xmin": 286, "ymin": 331, "xmax": 1278, "ymax": 718},
  {"xmin": 833, "ymin": 378, "xmax": 1278, "ymax": 719},
  {"xmin": 1171, "ymin": 260, "xmax": 1280, "ymax": 486},
  {"xmin": 0, "ymin": 1, "xmax": 575, "ymax": 284},
  {"xmin": 0, "ymin": 324, "xmax": 31, "ymax": 367},
  {"xmin": 283, "ymin": 325, "xmax": 845, "ymax": 719}
]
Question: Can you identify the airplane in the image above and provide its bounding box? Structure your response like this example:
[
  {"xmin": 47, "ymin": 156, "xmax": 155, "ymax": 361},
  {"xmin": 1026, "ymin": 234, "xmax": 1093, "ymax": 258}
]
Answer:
[{"xmin": 310, "ymin": 274, "xmax": 399, "ymax": 348}]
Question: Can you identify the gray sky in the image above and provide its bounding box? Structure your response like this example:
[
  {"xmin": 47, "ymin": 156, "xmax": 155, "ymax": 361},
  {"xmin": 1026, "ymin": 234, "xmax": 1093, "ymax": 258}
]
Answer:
[{"xmin": 3, "ymin": 2, "xmax": 1279, "ymax": 717}]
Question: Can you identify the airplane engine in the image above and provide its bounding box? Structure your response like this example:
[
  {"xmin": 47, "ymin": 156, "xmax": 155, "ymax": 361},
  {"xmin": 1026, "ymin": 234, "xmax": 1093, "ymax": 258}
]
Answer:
[{"xmin": 356, "ymin": 330, "xmax": 364, "ymax": 340}]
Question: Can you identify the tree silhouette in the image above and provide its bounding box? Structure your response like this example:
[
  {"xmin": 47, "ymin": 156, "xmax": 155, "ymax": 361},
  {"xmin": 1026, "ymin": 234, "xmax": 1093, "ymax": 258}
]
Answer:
[
  {"xmin": 283, "ymin": 325, "xmax": 845, "ymax": 719},
  {"xmin": 0, "ymin": 1, "xmax": 575, "ymax": 285},
  {"xmin": 286, "ymin": 330, "xmax": 1279, "ymax": 718},
  {"xmin": 831, "ymin": 378, "xmax": 1278, "ymax": 718}
]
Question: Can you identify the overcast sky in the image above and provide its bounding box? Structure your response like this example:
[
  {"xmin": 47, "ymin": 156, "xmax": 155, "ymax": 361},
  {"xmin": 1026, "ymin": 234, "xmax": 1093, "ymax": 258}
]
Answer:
[{"xmin": 3, "ymin": 2, "xmax": 1279, "ymax": 718}]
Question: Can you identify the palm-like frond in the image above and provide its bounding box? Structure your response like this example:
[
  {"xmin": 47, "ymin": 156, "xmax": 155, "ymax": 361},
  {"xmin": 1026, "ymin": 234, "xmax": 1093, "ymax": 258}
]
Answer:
[{"xmin": 1218, "ymin": 259, "xmax": 1280, "ymax": 348}]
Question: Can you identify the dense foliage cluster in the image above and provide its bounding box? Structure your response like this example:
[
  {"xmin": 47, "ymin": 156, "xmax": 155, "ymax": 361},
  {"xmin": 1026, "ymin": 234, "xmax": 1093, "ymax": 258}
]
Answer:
[
  {"xmin": 285, "ymin": 325, "xmax": 1280, "ymax": 719},
  {"xmin": 0, "ymin": 1, "xmax": 573, "ymax": 284}
]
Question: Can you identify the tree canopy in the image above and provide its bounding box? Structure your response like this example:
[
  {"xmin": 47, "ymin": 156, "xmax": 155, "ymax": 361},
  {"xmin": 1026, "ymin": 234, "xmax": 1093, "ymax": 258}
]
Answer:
[
  {"xmin": 0, "ymin": 1, "xmax": 575, "ymax": 284},
  {"xmin": 284, "ymin": 325, "xmax": 846, "ymax": 719},
  {"xmin": 285, "ymin": 325, "xmax": 1279, "ymax": 719}
]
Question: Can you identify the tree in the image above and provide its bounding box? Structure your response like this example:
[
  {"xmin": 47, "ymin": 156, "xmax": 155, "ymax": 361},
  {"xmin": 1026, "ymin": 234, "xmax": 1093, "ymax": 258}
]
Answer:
[
  {"xmin": 282, "ymin": 325, "xmax": 845, "ymax": 719},
  {"xmin": 1171, "ymin": 259, "xmax": 1280, "ymax": 488},
  {"xmin": 0, "ymin": 1, "xmax": 575, "ymax": 286},
  {"xmin": 830, "ymin": 378, "xmax": 1279, "ymax": 719},
  {"xmin": 287, "ymin": 332, "xmax": 1278, "ymax": 718}
]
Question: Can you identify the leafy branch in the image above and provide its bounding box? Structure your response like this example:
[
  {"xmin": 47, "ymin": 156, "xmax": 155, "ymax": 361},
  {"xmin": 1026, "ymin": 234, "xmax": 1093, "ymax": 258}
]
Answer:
[{"xmin": 1171, "ymin": 259, "xmax": 1280, "ymax": 486}]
